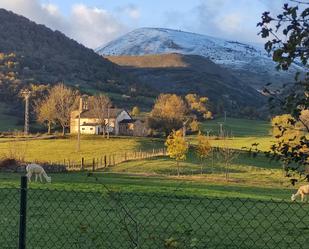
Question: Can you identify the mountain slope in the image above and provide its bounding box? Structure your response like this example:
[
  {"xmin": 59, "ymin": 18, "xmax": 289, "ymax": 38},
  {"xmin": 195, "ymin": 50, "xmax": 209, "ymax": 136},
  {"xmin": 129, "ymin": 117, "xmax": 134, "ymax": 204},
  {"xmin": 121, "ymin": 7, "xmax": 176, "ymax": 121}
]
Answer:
[
  {"xmin": 0, "ymin": 8, "xmax": 147, "ymax": 95},
  {"xmin": 106, "ymin": 53, "xmax": 265, "ymax": 115},
  {"xmin": 97, "ymin": 27, "xmax": 297, "ymax": 88},
  {"xmin": 0, "ymin": 9, "xmax": 159, "ymax": 127}
]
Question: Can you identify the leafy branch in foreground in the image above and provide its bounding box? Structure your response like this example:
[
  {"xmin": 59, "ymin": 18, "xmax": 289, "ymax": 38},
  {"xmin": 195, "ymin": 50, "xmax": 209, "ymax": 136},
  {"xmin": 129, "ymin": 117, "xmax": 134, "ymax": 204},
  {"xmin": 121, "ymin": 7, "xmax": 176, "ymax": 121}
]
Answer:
[{"xmin": 258, "ymin": 0, "xmax": 309, "ymax": 181}]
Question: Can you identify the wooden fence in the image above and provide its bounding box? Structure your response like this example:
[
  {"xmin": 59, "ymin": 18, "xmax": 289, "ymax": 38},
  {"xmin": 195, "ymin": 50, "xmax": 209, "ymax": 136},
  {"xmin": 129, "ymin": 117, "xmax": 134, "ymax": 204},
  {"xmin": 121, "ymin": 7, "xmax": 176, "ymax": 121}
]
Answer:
[{"xmin": 34, "ymin": 148, "xmax": 167, "ymax": 172}]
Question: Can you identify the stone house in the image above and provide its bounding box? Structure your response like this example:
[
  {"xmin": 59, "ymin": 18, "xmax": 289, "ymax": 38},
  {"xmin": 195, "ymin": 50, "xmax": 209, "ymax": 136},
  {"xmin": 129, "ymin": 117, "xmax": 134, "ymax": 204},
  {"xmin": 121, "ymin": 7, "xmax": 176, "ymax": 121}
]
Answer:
[{"xmin": 70, "ymin": 97, "xmax": 147, "ymax": 136}]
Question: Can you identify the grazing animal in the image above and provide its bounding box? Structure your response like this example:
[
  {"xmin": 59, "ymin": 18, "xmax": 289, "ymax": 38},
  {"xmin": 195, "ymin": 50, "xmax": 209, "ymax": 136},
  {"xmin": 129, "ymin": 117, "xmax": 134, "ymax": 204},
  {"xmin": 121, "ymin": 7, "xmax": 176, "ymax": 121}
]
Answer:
[
  {"xmin": 26, "ymin": 163, "xmax": 51, "ymax": 183},
  {"xmin": 291, "ymin": 185, "xmax": 309, "ymax": 202}
]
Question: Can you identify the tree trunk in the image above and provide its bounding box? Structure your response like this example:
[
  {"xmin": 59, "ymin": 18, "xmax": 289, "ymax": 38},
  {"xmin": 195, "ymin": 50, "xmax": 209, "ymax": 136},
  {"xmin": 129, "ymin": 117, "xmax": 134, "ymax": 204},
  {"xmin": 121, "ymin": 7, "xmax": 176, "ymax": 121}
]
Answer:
[
  {"xmin": 102, "ymin": 126, "xmax": 105, "ymax": 138},
  {"xmin": 47, "ymin": 121, "xmax": 51, "ymax": 135},
  {"xmin": 177, "ymin": 161, "xmax": 180, "ymax": 177},
  {"xmin": 200, "ymin": 158, "xmax": 203, "ymax": 175},
  {"xmin": 62, "ymin": 126, "xmax": 65, "ymax": 136},
  {"xmin": 183, "ymin": 125, "xmax": 186, "ymax": 137}
]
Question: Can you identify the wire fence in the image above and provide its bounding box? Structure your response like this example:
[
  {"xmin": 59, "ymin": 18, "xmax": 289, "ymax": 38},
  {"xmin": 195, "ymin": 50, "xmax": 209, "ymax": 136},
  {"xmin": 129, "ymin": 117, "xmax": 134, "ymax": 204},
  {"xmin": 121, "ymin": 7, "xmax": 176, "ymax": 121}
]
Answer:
[{"xmin": 1, "ymin": 177, "xmax": 309, "ymax": 249}]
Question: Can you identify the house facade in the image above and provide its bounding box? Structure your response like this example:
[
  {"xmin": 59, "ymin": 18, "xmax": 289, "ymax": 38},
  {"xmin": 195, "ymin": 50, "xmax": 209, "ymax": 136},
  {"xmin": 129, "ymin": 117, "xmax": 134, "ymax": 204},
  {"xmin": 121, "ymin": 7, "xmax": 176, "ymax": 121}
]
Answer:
[
  {"xmin": 118, "ymin": 119, "xmax": 148, "ymax": 137},
  {"xmin": 70, "ymin": 97, "xmax": 147, "ymax": 136}
]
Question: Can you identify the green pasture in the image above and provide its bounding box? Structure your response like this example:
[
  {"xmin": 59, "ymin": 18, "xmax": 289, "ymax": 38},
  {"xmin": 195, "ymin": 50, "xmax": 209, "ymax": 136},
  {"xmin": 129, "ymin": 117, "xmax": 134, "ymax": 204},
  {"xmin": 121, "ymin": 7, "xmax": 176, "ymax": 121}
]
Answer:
[
  {"xmin": 0, "ymin": 136, "xmax": 164, "ymax": 162},
  {"xmin": 201, "ymin": 117, "xmax": 271, "ymax": 137},
  {"xmin": 0, "ymin": 172, "xmax": 308, "ymax": 249}
]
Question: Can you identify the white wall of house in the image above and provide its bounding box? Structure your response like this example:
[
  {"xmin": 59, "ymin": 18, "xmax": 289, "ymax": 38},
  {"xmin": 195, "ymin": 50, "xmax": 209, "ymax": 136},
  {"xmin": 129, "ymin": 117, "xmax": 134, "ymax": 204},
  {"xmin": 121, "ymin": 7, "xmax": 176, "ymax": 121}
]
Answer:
[
  {"xmin": 70, "ymin": 110, "xmax": 131, "ymax": 135},
  {"xmin": 80, "ymin": 125, "xmax": 100, "ymax": 135},
  {"xmin": 115, "ymin": 111, "xmax": 132, "ymax": 135}
]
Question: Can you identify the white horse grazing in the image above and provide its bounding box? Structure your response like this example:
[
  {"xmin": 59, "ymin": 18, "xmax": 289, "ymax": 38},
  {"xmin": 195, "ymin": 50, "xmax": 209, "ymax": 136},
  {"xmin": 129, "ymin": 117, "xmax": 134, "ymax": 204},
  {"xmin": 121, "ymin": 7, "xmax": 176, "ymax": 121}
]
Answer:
[
  {"xmin": 26, "ymin": 163, "xmax": 51, "ymax": 183},
  {"xmin": 291, "ymin": 185, "xmax": 309, "ymax": 202}
]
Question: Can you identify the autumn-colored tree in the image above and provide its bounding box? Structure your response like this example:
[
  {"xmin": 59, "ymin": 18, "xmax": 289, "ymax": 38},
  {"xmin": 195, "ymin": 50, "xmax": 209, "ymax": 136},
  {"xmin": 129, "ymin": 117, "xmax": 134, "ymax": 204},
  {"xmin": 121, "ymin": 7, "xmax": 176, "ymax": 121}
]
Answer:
[
  {"xmin": 165, "ymin": 130, "xmax": 189, "ymax": 176},
  {"xmin": 35, "ymin": 96, "xmax": 56, "ymax": 134},
  {"xmin": 271, "ymin": 114, "xmax": 305, "ymax": 172},
  {"xmin": 189, "ymin": 119, "xmax": 200, "ymax": 133},
  {"xmin": 271, "ymin": 114, "xmax": 301, "ymax": 139},
  {"xmin": 49, "ymin": 84, "xmax": 79, "ymax": 136},
  {"xmin": 185, "ymin": 94, "xmax": 212, "ymax": 120},
  {"xmin": 131, "ymin": 106, "xmax": 141, "ymax": 116},
  {"xmin": 88, "ymin": 94, "xmax": 111, "ymax": 138},
  {"xmin": 0, "ymin": 53, "xmax": 22, "ymax": 102},
  {"xmin": 196, "ymin": 133, "xmax": 212, "ymax": 174},
  {"xmin": 149, "ymin": 94, "xmax": 188, "ymax": 136}
]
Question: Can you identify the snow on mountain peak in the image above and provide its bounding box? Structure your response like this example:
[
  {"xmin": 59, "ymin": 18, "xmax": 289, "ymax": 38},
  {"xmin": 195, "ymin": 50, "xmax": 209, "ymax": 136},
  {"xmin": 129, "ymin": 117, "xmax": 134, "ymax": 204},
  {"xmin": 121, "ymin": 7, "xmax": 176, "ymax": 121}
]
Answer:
[{"xmin": 96, "ymin": 27, "xmax": 268, "ymax": 68}]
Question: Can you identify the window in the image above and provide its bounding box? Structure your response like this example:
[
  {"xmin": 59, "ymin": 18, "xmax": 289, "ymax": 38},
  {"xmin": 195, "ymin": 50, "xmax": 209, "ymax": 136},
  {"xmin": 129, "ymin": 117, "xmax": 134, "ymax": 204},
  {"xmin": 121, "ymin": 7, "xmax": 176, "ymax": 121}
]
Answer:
[
  {"xmin": 90, "ymin": 128, "xmax": 93, "ymax": 130},
  {"xmin": 82, "ymin": 128, "xmax": 85, "ymax": 130}
]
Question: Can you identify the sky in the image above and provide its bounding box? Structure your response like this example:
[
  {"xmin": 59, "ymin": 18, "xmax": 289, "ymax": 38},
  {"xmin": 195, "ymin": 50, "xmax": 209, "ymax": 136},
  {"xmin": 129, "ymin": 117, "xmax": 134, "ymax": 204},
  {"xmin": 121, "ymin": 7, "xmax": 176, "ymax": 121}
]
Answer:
[{"xmin": 0, "ymin": 0, "xmax": 288, "ymax": 49}]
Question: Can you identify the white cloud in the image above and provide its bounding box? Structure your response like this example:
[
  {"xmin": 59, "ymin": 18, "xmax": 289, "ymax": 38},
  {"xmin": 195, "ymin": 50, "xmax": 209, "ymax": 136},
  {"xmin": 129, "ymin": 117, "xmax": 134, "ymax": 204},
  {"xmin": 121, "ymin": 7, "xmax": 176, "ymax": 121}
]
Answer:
[
  {"xmin": 0, "ymin": 0, "xmax": 134, "ymax": 48},
  {"xmin": 68, "ymin": 4, "xmax": 127, "ymax": 48},
  {"xmin": 162, "ymin": 0, "xmax": 266, "ymax": 43},
  {"xmin": 122, "ymin": 4, "xmax": 140, "ymax": 20},
  {"xmin": 42, "ymin": 3, "xmax": 60, "ymax": 16}
]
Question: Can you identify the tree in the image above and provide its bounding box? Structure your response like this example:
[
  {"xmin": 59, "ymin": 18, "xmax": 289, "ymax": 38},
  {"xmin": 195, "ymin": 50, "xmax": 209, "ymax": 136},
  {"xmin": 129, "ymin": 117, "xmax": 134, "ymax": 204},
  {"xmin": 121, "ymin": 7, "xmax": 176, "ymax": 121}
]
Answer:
[
  {"xmin": 271, "ymin": 114, "xmax": 299, "ymax": 138},
  {"xmin": 185, "ymin": 94, "xmax": 212, "ymax": 120},
  {"xmin": 149, "ymin": 94, "xmax": 188, "ymax": 136},
  {"xmin": 219, "ymin": 138, "xmax": 239, "ymax": 182},
  {"xmin": 189, "ymin": 119, "xmax": 200, "ymax": 133},
  {"xmin": 35, "ymin": 96, "xmax": 57, "ymax": 134},
  {"xmin": 258, "ymin": 1, "xmax": 309, "ymax": 179},
  {"xmin": 196, "ymin": 133, "xmax": 212, "ymax": 174},
  {"xmin": 131, "ymin": 106, "xmax": 140, "ymax": 116},
  {"xmin": 165, "ymin": 130, "xmax": 189, "ymax": 176},
  {"xmin": 49, "ymin": 84, "xmax": 79, "ymax": 136},
  {"xmin": 88, "ymin": 94, "xmax": 111, "ymax": 138}
]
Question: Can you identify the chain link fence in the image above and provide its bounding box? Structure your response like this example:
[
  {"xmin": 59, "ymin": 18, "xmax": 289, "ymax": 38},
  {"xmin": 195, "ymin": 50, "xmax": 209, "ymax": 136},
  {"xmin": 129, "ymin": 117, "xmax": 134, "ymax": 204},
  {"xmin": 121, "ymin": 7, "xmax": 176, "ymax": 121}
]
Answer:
[{"xmin": 1, "ymin": 177, "xmax": 309, "ymax": 249}]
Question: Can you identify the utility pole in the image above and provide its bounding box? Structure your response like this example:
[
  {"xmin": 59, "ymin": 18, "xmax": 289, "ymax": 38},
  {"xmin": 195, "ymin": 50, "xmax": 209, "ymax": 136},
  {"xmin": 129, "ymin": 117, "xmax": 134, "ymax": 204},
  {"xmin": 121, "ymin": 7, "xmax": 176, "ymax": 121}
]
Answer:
[
  {"xmin": 218, "ymin": 122, "xmax": 224, "ymax": 138},
  {"xmin": 21, "ymin": 89, "xmax": 31, "ymax": 136},
  {"xmin": 107, "ymin": 105, "xmax": 110, "ymax": 139},
  {"xmin": 77, "ymin": 110, "xmax": 81, "ymax": 152},
  {"xmin": 205, "ymin": 129, "xmax": 212, "ymax": 139},
  {"xmin": 77, "ymin": 95, "xmax": 87, "ymax": 152}
]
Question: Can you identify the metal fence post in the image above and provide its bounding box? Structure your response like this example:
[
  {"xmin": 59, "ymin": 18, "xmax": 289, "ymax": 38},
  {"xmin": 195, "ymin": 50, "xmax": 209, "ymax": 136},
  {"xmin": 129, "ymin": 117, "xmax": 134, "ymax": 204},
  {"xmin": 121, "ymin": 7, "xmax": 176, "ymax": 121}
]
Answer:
[{"xmin": 19, "ymin": 176, "xmax": 28, "ymax": 249}]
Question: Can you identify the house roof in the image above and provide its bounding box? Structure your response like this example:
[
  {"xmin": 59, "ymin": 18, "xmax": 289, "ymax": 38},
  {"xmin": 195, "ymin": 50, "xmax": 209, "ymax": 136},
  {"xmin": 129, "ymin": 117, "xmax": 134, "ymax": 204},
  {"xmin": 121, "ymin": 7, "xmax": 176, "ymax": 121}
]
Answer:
[
  {"xmin": 119, "ymin": 119, "xmax": 145, "ymax": 124},
  {"xmin": 119, "ymin": 119, "xmax": 136, "ymax": 124},
  {"xmin": 80, "ymin": 123, "xmax": 100, "ymax": 127},
  {"xmin": 73, "ymin": 108, "xmax": 125, "ymax": 119}
]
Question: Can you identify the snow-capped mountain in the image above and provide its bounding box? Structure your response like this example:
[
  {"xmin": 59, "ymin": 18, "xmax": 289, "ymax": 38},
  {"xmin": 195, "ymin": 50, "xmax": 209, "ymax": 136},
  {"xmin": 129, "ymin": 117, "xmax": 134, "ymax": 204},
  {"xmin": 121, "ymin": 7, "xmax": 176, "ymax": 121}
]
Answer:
[
  {"xmin": 96, "ymin": 28, "xmax": 296, "ymax": 88},
  {"xmin": 97, "ymin": 28, "xmax": 264, "ymax": 68}
]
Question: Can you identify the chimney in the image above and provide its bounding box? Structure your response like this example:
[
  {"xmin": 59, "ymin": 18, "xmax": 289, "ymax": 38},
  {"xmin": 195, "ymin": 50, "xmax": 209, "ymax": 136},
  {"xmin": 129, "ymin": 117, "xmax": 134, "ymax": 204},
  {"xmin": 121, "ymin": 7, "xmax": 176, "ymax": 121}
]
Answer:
[{"xmin": 79, "ymin": 95, "xmax": 88, "ymax": 112}]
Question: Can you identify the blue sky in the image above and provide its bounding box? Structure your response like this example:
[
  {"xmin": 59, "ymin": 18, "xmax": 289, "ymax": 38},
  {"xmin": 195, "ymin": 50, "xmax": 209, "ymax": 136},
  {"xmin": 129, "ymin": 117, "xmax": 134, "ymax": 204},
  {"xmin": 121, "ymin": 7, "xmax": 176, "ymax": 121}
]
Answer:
[{"xmin": 0, "ymin": 0, "xmax": 287, "ymax": 48}]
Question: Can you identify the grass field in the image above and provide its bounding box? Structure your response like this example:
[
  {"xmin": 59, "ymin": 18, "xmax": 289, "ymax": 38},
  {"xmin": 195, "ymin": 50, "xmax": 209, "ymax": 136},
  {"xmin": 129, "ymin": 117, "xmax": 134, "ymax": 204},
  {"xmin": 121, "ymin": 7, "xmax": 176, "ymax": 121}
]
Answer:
[
  {"xmin": 200, "ymin": 117, "xmax": 271, "ymax": 137},
  {"xmin": 2, "ymin": 117, "xmax": 307, "ymax": 248},
  {"xmin": 0, "ymin": 136, "xmax": 164, "ymax": 162},
  {"xmin": 1, "ymin": 172, "xmax": 308, "ymax": 249}
]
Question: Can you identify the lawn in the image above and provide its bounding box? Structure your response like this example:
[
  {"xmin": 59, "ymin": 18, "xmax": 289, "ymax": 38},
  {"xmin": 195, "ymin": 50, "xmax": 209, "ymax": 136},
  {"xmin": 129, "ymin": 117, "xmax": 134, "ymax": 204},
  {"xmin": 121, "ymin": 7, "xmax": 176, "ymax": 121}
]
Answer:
[
  {"xmin": 200, "ymin": 117, "xmax": 271, "ymax": 137},
  {"xmin": 187, "ymin": 117, "xmax": 274, "ymax": 152},
  {"xmin": 2, "ymin": 117, "xmax": 308, "ymax": 248},
  {"xmin": 0, "ymin": 135, "xmax": 164, "ymax": 163},
  {"xmin": 1, "ymin": 172, "xmax": 308, "ymax": 249}
]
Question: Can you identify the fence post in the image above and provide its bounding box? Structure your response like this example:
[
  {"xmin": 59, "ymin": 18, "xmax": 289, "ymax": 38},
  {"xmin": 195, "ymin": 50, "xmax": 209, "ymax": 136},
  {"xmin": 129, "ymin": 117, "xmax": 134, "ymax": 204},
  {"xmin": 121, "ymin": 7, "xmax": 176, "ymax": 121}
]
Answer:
[
  {"xmin": 81, "ymin": 157, "xmax": 84, "ymax": 171},
  {"xmin": 19, "ymin": 176, "xmax": 28, "ymax": 249},
  {"xmin": 92, "ymin": 158, "xmax": 95, "ymax": 172},
  {"xmin": 104, "ymin": 155, "xmax": 107, "ymax": 168}
]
